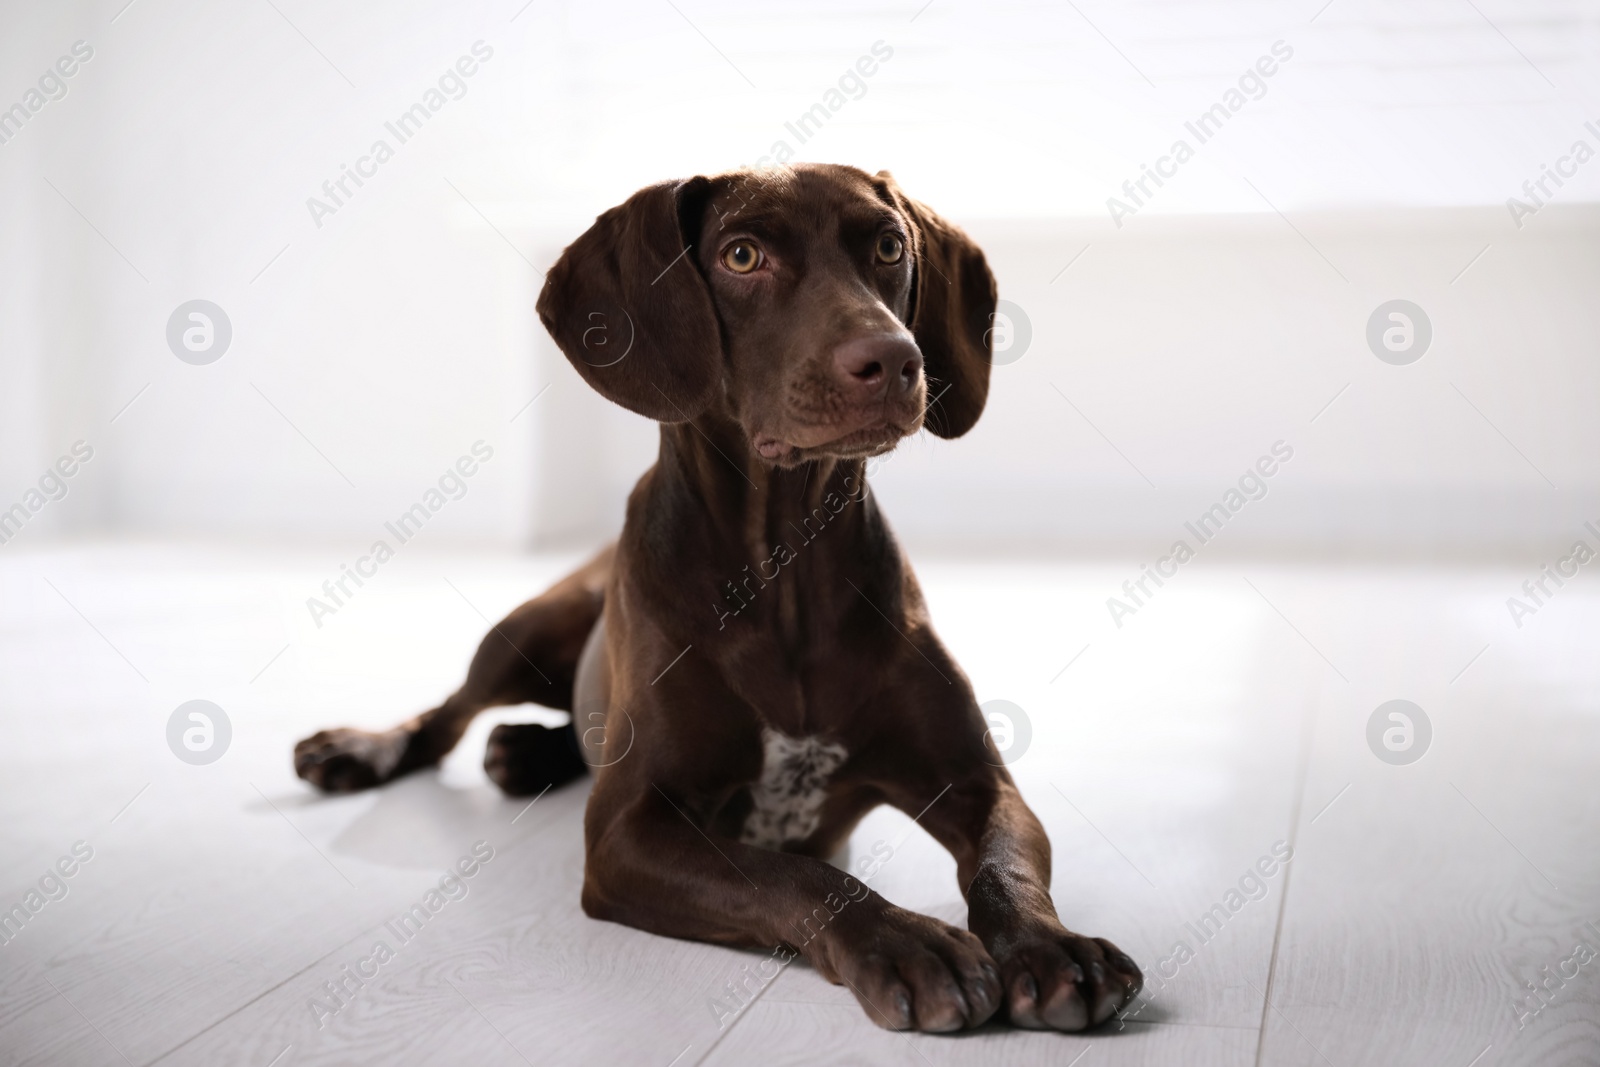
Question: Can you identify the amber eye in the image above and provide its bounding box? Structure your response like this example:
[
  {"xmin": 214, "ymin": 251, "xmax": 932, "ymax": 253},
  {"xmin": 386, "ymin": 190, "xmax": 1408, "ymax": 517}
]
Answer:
[
  {"xmin": 875, "ymin": 233, "xmax": 904, "ymax": 264},
  {"xmin": 722, "ymin": 241, "xmax": 762, "ymax": 273}
]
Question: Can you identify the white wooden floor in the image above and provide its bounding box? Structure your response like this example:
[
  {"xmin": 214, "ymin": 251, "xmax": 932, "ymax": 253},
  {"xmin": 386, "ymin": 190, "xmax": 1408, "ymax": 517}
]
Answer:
[{"xmin": 2, "ymin": 544, "xmax": 1597, "ymax": 1066}]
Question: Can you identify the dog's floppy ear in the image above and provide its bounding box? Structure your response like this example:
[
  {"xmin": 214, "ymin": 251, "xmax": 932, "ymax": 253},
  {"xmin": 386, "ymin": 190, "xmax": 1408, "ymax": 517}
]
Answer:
[
  {"xmin": 875, "ymin": 171, "xmax": 997, "ymax": 439},
  {"xmin": 537, "ymin": 178, "xmax": 720, "ymax": 422}
]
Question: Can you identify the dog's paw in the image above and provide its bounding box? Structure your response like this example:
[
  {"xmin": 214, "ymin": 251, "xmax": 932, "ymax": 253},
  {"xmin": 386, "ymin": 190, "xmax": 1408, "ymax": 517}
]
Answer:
[
  {"xmin": 830, "ymin": 906, "xmax": 1002, "ymax": 1033},
  {"xmin": 991, "ymin": 926, "xmax": 1142, "ymax": 1031},
  {"xmin": 483, "ymin": 722, "xmax": 588, "ymax": 797},
  {"xmin": 294, "ymin": 727, "xmax": 409, "ymax": 793}
]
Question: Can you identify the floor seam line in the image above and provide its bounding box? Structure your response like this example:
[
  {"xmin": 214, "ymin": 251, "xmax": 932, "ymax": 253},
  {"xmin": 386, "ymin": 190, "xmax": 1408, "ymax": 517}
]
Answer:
[
  {"xmin": 139, "ymin": 947, "xmax": 345, "ymax": 1067},
  {"xmin": 1253, "ymin": 686, "xmax": 1318, "ymax": 1067}
]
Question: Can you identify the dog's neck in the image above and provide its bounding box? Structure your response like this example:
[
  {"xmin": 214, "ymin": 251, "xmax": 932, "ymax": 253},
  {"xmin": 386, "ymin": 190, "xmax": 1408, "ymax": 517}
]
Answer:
[
  {"xmin": 654, "ymin": 416, "xmax": 877, "ymax": 568},
  {"xmin": 642, "ymin": 414, "xmax": 900, "ymax": 651}
]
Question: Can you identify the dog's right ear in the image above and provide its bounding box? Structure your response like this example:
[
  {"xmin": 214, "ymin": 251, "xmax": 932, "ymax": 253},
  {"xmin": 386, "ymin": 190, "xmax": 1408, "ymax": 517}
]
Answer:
[
  {"xmin": 873, "ymin": 171, "xmax": 996, "ymax": 440},
  {"xmin": 536, "ymin": 178, "xmax": 721, "ymax": 422}
]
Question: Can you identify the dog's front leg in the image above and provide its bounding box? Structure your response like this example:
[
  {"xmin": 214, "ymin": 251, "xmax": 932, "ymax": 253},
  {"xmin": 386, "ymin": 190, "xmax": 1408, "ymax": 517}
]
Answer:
[
  {"xmin": 915, "ymin": 775, "xmax": 1144, "ymax": 1031},
  {"xmin": 581, "ymin": 784, "xmax": 1003, "ymax": 1032}
]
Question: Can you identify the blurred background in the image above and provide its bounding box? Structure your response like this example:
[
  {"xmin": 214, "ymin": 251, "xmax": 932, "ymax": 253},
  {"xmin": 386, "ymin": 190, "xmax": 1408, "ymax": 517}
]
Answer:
[{"xmin": 4, "ymin": 0, "xmax": 1597, "ymax": 558}]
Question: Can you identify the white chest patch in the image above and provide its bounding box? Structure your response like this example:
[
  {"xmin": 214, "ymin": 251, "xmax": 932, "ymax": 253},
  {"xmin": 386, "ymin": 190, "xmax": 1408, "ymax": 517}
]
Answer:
[{"xmin": 739, "ymin": 729, "xmax": 849, "ymax": 849}]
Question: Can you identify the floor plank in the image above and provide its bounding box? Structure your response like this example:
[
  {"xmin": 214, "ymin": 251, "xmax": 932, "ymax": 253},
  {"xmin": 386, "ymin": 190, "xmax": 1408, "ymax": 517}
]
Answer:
[
  {"xmin": 2, "ymin": 547, "xmax": 1597, "ymax": 1064},
  {"xmin": 1256, "ymin": 570, "xmax": 1600, "ymax": 1067}
]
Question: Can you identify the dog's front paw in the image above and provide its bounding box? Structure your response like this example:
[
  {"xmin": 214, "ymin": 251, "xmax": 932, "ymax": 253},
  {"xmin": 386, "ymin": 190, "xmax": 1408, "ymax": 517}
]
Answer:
[
  {"xmin": 991, "ymin": 926, "xmax": 1142, "ymax": 1031},
  {"xmin": 828, "ymin": 906, "xmax": 1002, "ymax": 1033},
  {"xmin": 294, "ymin": 727, "xmax": 409, "ymax": 793}
]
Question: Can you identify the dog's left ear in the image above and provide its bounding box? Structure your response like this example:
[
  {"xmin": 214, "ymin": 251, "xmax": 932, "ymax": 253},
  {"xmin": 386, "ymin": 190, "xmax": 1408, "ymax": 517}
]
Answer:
[
  {"xmin": 537, "ymin": 177, "xmax": 721, "ymax": 423},
  {"xmin": 875, "ymin": 171, "xmax": 997, "ymax": 439}
]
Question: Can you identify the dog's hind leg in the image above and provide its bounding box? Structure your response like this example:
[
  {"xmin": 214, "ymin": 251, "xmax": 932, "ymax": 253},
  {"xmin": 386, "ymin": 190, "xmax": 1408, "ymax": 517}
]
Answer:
[{"xmin": 294, "ymin": 544, "xmax": 613, "ymax": 794}]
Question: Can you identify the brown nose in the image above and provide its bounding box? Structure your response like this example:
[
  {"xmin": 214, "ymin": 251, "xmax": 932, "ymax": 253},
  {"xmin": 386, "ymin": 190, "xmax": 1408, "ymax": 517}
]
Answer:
[{"xmin": 831, "ymin": 334, "xmax": 923, "ymax": 403}]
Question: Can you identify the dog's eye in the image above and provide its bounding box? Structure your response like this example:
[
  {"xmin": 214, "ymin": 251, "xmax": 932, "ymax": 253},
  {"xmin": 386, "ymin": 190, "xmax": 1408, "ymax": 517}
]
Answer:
[
  {"xmin": 721, "ymin": 241, "xmax": 762, "ymax": 274},
  {"xmin": 875, "ymin": 233, "xmax": 904, "ymax": 264}
]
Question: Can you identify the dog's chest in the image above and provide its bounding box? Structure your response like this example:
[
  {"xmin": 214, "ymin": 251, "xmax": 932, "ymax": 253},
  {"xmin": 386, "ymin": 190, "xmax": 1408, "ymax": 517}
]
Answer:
[{"xmin": 739, "ymin": 728, "xmax": 848, "ymax": 849}]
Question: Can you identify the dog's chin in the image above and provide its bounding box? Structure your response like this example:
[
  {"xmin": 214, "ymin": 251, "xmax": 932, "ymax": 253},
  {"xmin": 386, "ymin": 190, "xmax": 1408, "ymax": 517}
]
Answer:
[{"xmin": 752, "ymin": 420, "xmax": 916, "ymax": 468}]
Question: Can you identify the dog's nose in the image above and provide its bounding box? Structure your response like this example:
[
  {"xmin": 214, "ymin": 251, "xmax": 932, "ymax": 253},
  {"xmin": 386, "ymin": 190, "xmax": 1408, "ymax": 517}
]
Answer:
[{"xmin": 832, "ymin": 334, "xmax": 923, "ymax": 402}]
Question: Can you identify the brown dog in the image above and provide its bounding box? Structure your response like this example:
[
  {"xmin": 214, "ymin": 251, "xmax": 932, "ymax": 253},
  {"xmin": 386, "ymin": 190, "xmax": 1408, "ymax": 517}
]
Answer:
[{"xmin": 295, "ymin": 163, "xmax": 1143, "ymax": 1033}]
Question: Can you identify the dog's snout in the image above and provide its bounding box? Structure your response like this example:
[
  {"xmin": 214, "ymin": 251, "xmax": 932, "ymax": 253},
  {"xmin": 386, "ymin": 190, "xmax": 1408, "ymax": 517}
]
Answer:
[{"xmin": 832, "ymin": 334, "xmax": 923, "ymax": 402}]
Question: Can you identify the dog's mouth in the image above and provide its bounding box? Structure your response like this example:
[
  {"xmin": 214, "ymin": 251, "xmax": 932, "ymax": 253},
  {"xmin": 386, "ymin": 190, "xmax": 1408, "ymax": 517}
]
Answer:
[{"xmin": 753, "ymin": 420, "xmax": 909, "ymax": 465}]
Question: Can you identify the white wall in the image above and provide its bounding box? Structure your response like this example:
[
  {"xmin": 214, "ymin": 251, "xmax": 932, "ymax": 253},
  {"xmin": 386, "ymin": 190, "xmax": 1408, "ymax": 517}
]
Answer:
[
  {"xmin": 2, "ymin": 0, "xmax": 1597, "ymax": 560},
  {"xmin": 877, "ymin": 207, "xmax": 1600, "ymax": 558},
  {"xmin": 519, "ymin": 207, "xmax": 1600, "ymax": 559}
]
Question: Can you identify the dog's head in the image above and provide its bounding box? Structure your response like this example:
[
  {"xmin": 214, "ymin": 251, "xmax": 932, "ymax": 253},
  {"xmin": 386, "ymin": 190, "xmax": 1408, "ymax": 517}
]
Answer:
[{"xmin": 536, "ymin": 164, "xmax": 996, "ymax": 467}]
